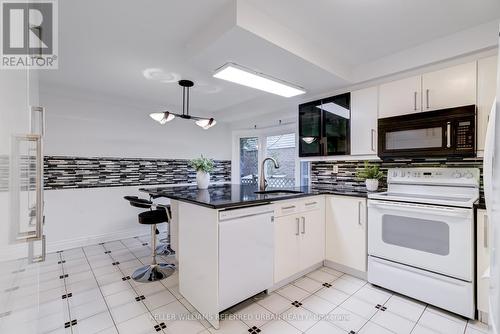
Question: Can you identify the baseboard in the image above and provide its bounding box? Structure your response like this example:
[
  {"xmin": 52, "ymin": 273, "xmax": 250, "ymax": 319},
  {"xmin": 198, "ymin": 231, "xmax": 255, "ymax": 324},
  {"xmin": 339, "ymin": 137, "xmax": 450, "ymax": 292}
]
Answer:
[
  {"xmin": 0, "ymin": 227, "xmax": 148, "ymax": 262},
  {"xmin": 323, "ymin": 259, "xmax": 367, "ymax": 280}
]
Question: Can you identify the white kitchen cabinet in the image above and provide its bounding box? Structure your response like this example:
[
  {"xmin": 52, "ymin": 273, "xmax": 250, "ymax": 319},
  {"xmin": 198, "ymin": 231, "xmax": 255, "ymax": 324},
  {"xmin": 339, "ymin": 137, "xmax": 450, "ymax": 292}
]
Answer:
[
  {"xmin": 379, "ymin": 75, "xmax": 421, "ymax": 118},
  {"xmin": 351, "ymin": 87, "xmax": 379, "ymax": 155},
  {"xmin": 326, "ymin": 195, "xmax": 367, "ymax": 272},
  {"xmin": 477, "ymin": 56, "xmax": 498, "ymax": 153},
  {"xmin": 274, "ymin": 214, "xmax": 301, "ymax": 283},
  {"xmin": 421, "ymin": 62, "xmax": 476, "ymax": 112},
  {"xmin": 378, "ymin": 61, "xmax": 477, "ymax": 119},
  {"xmin": 299, "ymin": 200, "xmax": 325, "ymax": 271},
  {"xmin": 274, "ymin": 198, "xmax": 325, "ymax": 283},
  {"xmin": 477, "ymin": 209, "xmax": 490, "ymax": 318}
]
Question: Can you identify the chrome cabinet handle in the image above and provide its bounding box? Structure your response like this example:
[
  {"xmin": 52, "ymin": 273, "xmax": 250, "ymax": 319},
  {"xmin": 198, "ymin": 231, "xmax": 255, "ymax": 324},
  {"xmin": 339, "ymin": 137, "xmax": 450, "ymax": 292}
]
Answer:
[
  {"xmin": 484, "ymin": 214, "xmax": 489, "ymax": 248},
  {"xmin": 371, "ymin": 129, "xmax": 376, "ymax": 152},
  {"xmin": 446, "ymin": 122, "xmax": 451, "ymax": 148},
  {"xmin": 282, "ymin": 205, "xmax": 296, "ymax": 210},
  {"xmin": 358, "ymin": 202, "xmax": 361, "ymax": 225},
  {"xmin": 305, "ymin": 202, "xmax": 317, "ymax": 206},
  {"xmin": 414, "ymin": 91, "xmax": 418, "ymax": 111},
  {"xmin": 295, "ymin": 218, "xmax": 300, "ymax": 236},
  {"xmin": 301, "ymin": 216, "xmax": 306, "ymax": 234},
  {"xmin": 426, "ymin": 89, "xmax": 430, "ymax": 109}
]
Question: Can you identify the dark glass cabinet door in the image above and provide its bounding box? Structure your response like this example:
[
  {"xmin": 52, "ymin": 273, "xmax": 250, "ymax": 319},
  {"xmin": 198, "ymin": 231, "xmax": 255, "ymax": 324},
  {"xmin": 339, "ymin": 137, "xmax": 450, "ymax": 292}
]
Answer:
[
  {"xmin": 298, "ymin": 101, "xmax": 322, "ymax": 157},
  {"xmin": 320, "ymin": 93, "xmax": 350, "ymax": 155}
]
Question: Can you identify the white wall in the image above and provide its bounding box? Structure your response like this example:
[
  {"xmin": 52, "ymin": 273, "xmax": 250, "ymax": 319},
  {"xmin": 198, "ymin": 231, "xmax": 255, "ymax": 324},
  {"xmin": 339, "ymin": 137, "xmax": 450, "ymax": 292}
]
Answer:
[{"xmin": 38, "ymin": 87, "xmax": 232, "ymax": 256}]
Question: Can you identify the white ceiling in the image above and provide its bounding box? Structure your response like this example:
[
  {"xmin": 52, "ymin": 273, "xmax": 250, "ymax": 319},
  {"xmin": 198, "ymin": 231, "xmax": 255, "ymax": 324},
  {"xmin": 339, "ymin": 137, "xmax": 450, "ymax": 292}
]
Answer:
[
  {"xmin": 40, "ymin": 0, "xmax": 500, "ymax": 123},
  {"xmin": 247, "ymin": 0, "xmax": 500, "ymax": 67}
]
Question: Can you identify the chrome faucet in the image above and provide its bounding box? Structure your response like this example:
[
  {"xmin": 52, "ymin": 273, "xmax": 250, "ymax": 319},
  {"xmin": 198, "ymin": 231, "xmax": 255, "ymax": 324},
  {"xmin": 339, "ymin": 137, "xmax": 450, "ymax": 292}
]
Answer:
[{"xmin": 260, "ymin": 157, "xmax": 280, "ymax": 191}]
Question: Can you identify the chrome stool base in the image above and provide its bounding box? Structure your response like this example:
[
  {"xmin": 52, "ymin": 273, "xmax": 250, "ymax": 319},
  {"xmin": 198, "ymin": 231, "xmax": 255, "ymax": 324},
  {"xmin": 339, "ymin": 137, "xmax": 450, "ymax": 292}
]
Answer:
[{"xmin": 132, "ymin": 263, "xmax": 176, "ymax": 283}]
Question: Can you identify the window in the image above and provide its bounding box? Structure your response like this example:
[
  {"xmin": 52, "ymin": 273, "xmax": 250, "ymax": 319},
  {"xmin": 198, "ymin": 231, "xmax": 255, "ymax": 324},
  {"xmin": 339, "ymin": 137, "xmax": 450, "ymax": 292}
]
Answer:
[
  {"xmin": 233, "ymin": 127, "xmax": 300, "ymax": 188},
  {"xmin": 239, "ymin": 137, "xmax": 259, "ymax": 185},
  {"xmin": 265, "ymin": 133, "xmax": 296, "ymax": 188}
]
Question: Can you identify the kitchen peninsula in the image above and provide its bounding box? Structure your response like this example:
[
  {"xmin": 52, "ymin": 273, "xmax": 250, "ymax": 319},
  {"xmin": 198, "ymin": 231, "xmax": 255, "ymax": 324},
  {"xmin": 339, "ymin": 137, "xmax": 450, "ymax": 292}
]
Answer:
[{"xmin": 140, "ymin": 184, "xmax": 369, "ymax": 329}]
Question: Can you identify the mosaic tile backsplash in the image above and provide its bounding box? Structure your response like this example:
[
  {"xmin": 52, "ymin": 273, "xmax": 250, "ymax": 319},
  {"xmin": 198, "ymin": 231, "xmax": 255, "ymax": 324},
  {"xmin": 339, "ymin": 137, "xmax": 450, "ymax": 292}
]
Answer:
[
  {"xmin": 43, "ymin": 156, "xmax": 231, "ymax": 190},
  {"xmin": 311, "ymin": 158, "xmax": 484, "ymax": 198}
]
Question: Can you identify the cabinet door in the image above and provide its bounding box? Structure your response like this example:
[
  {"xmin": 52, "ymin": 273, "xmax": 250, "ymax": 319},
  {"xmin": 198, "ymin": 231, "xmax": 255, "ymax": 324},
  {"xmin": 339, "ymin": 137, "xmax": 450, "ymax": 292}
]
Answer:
[
  {"xmin": 422, "ymin": 62, "xmax": 476, "ymax": 112},
  {"xmin": 299, "ymin": 208, "xmax": 325, "ymax": 271},
  {"xmin": 379, "ymin": 76, "xmax": 421, "ymax": 118},
  {"xmin": 325, "ymin": 196, "xmax": 367, "ymax": 272},
  {"xmin": 321, "ymin": 94, "xmax": 350, "ymax": 155},
  {"xmin": 274, "ymin": 215, "xmax": 300, "ymax": 283},
  {"xmin": 477, "ymin": 56, "xmax": 498, "ymax": 152},
  {"xmin": 298, "ymin": 101, "xmax": 322, "ymax": 157},
  {"xmin": 351, "ymin": 87, "xmax": 378, "ymax": 155},
  {"xmin": 477, "ymin": 209, "xmax": 490, "ymax": 314}
]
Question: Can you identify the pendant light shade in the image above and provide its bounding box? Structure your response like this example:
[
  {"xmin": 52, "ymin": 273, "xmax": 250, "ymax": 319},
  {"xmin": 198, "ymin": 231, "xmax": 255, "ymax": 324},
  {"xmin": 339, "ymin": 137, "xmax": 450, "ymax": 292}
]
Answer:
[
  {"xmin": 195, "ymin": 118, "xmax": 216, "ymax": 130},
  {"xmin": 150, "ymin": 111, "xmax": 175, "ymax": 124},
  {"xmin": 149, "ymin": 80, "xmax": 216, "ymax": 129}
]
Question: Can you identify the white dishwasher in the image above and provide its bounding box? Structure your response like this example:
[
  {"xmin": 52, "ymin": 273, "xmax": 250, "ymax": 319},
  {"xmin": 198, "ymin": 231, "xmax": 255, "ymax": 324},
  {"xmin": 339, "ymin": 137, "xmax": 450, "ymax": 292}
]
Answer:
[{"xmin": 218, "ymin": 204, "xmax": 274, "ymax": 311}]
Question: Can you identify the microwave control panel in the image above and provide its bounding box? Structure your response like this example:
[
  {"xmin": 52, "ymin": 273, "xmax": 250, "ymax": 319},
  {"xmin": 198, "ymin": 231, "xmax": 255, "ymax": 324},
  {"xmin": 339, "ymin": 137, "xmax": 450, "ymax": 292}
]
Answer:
[{"xmin": 455, "ymin": 120, "xmax": 474, "ymax": 150}]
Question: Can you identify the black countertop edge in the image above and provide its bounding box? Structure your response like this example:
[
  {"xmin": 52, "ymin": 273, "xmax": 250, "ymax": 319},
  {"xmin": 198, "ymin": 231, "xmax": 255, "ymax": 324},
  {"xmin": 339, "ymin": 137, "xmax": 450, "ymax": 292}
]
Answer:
[{"xmin": 139, "ymin": 184, "xmax": 370, "ymax": 210}]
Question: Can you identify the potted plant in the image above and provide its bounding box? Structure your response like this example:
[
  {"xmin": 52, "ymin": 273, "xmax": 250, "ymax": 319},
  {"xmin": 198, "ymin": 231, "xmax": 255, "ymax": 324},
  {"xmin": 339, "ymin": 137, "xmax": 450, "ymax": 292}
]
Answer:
[
  {"xmin": 189, "ymin": 155, "xmax": 215, "ymax": 189},
  {"xmin": 356, "ymin": 161, "xmax": 384, "ymax": 192}
]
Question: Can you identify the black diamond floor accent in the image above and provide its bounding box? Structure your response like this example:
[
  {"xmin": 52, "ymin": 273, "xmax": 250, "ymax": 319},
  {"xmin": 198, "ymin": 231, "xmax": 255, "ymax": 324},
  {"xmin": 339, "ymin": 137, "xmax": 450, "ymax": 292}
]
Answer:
[
  {"xmin": 375, "ymin": 304, "xmax": 382, "ymax": 309},
  {"xmin": 112, "ymin": 262, "xmax": 120, "ymax": 265},
  {"xmin": 135, "ymin": 295, "xmax": 146, "ymax": 301},
  {"xmin": 154, "ymin": 322, "xmax": 166, "ymax": 331},
  {"xmin": 64, "ymin": 319, "xmax": 77, "ymax": 328},
  {"xmin": 104, "ymin": 251, "xmax": 111, "ymax": 254},
  {"xmin": 322, "ymin": 282, "xmax": 332, "ymax": 288},
  {"xmin": 58, "ymin": 260, "xmax": 66, "ymax": 264},
  {"xmin": 349, "ymin": 331, "xmax": 356, "ymax": 334},
  {"xmin": 59, "ymin": 274, "xmax": 68, "ymax": 279},
  {"xmin": 291, "ymin": 301, "xmax": 302, "ymax": 307},
  {"xmin": 122, "ymin": 276, "xmax": 131, "ymax": 281},
  {"xmin": 142, "ymin": 243, "xmax": 148, "ymax": 246},
  {"xmin": 248, "ymin": 325, "xmax": 261, "ymax": 333}
]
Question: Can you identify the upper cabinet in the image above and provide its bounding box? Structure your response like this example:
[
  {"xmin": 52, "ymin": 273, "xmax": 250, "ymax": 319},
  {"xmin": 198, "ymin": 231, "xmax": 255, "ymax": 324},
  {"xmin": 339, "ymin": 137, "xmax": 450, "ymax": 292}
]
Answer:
[
  {"xmin": 298, "ymin": 93, "xmax": 350, "ymax": 157},
  {"xmin": 379, "ymin": 61, "xmax": 477, "ymax": 118},
  {"xmin": 298, "ymin": 101, "xmax": 322, "ymax": 157},
  {"xmin": 477, "ymin": 56, "xmax": 498, "ymax": 153},
  {"xmin": 379, "ymin": 76, "xmax": 421, "ymax": 118},
  {"xmin": 422, "ymin": 62, "xmax": 476, "ymax": 112},
  {"xmin": 351, "ymin": 87, "xmax": 378, "ymax": 155}
]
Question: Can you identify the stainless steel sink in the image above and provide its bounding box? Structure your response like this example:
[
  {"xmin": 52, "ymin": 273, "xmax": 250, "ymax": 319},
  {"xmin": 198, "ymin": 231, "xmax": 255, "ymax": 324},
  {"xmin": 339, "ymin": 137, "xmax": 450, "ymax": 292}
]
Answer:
[{"xmin": 254, "ymin": 190, "xmax": 304, "ymax": 195}]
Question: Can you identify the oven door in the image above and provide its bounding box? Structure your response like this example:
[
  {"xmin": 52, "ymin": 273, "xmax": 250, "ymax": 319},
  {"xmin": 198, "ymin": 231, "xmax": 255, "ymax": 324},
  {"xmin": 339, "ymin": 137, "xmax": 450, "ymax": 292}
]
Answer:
[{"xmin": 368, "ymin": 200, "xmax": 473, "ymax": 281}]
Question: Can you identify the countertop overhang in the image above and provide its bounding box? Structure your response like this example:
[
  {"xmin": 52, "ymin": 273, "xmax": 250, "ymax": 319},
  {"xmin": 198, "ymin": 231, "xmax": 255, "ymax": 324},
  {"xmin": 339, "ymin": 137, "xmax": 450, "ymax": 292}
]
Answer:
[{"xmin": 139, "ymin": 184, "xmax": 369, "ymax": 209}]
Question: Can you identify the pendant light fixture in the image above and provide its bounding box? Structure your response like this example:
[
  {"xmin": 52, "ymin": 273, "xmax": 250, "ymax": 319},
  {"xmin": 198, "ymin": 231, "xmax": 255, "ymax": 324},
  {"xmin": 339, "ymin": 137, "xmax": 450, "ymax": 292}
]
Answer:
[{"xmin": 149, "ymin": 80, "xmax": 216, "ymax": 129}]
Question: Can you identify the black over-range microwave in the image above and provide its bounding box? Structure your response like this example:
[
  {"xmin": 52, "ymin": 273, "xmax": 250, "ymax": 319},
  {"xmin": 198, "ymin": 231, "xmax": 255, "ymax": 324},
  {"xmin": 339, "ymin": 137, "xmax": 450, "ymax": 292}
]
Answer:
[{"xmin": 378, "ymin": 105, "xmax": 476, "ymax": 159}]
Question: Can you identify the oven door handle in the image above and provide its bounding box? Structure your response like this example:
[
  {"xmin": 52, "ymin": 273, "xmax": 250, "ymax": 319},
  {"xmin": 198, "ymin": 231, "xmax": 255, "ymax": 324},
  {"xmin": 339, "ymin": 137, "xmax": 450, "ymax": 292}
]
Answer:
[{"xmin": 368, "ymin": 200, "xmax": 471, "ymax": 218}]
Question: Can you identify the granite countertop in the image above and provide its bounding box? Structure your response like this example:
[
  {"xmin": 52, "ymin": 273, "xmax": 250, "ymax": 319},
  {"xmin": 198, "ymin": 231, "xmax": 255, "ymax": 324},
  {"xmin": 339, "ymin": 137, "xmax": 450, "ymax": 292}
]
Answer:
[{"xmin": 140, "ymin": 184, "xmax": 370, "ymax": 209}]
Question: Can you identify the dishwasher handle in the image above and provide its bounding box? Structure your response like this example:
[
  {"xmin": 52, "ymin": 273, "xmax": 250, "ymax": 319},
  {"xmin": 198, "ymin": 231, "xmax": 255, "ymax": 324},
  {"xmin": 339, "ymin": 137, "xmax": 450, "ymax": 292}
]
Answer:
[{"xmin": 219, "ymin": 207, "xmax": 274, "ymax": 221}]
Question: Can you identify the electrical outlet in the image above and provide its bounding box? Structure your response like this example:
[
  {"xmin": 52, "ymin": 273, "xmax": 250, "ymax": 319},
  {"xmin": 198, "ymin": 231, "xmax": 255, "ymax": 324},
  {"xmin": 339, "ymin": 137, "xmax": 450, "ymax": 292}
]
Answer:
[{"xmin": 332, "ymin": 165, "xmax": 339, "ymax": 173}]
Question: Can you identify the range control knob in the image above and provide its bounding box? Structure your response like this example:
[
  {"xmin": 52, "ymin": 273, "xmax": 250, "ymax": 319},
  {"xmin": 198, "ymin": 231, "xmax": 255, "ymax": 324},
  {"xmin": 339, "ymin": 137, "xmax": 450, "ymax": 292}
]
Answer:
[
  {"xmin": 453, "ymin": 172, "xmax": 463, "ymax": 178},
  {"xmin": 465, "ymin": 172, "xmax": 473, "ymax": 179}
]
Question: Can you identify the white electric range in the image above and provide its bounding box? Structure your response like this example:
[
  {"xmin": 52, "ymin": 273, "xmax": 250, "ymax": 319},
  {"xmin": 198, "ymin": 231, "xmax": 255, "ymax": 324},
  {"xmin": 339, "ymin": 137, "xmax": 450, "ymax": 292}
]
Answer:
[{"xmin": 367, "ymin": 167, "xmax": 480, "ymax": 318}]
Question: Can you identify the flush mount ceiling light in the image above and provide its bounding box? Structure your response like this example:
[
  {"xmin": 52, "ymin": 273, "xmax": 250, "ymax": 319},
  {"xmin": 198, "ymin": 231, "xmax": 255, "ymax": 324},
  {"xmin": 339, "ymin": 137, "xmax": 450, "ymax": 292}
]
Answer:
[
  {"xmin": 149, "ymin": 80, "xmax": 216, "ymax": 129},
  {"xmin": 213, "ymin": 62, "xmax": 306, "ymax": 98}
]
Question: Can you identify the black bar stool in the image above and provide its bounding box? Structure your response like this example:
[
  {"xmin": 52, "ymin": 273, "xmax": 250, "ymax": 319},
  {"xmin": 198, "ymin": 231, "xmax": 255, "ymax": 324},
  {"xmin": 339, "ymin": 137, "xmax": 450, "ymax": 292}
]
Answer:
[{"xmin": 124, "ymin": 196, "xmax": 175, "ymax": 282}]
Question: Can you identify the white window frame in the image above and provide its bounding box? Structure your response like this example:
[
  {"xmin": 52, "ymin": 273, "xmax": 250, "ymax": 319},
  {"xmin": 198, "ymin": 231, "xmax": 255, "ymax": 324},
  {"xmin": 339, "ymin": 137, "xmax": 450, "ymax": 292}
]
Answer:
[{"xmin": 232, "ymin": 124, "xmax": 300, "ymax": 187}]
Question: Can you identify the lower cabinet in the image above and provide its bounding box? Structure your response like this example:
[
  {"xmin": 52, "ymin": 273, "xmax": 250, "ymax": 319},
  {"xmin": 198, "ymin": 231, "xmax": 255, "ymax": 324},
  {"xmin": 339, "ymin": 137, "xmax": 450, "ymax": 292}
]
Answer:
[
  {"xmin": 274, "ymin": 198, "xmax": 325, "ymax": 283},
  {"xmin": 325, "ymin": 195, "xmax": 367, "ymax": 272},
  {"xmin": 477, "ymin": 209, "xmax": 490, "ymax": 317}
]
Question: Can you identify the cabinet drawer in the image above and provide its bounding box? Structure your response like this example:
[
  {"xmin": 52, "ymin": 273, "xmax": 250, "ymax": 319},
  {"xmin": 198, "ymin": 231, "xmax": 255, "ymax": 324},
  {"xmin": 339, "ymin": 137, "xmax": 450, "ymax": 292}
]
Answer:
[
  {"xmin": 300, "ymin": 199, "xmax": 321, "ymax": 212},
  {"xmin": 274, "ymin": 202, "xmax": 299, "ymax": 217}
]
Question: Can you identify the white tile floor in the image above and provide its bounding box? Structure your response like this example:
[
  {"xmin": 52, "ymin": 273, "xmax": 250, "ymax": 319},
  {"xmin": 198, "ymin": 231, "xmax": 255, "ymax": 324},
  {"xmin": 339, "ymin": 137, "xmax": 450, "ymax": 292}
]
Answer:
[{"xmin": 0, "ymin": 234, "xmax": 491, "ymax": 334}]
